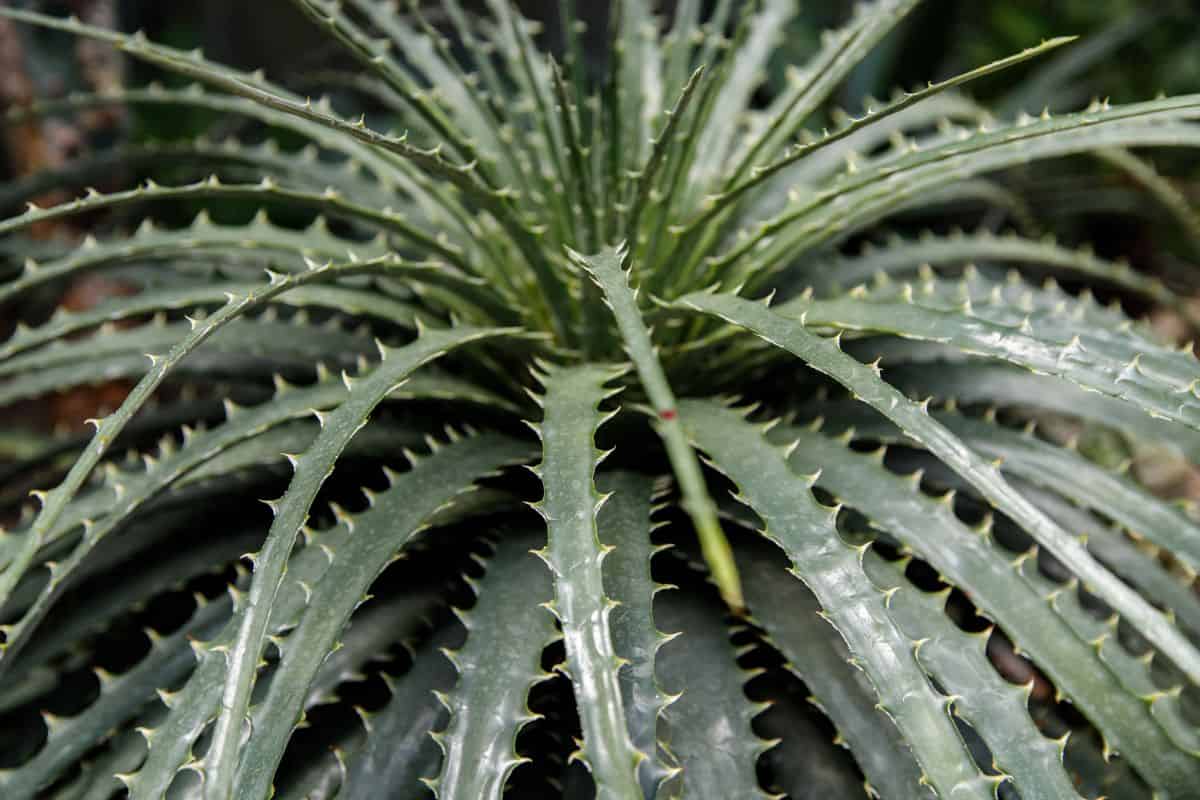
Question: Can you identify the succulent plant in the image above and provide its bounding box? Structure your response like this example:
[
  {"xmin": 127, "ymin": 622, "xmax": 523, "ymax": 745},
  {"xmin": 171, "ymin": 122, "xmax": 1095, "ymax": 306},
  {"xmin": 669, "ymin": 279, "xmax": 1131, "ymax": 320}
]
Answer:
[{"xmin": 1, "ymin": 1, "xmax": 1200, "ymax": 798}]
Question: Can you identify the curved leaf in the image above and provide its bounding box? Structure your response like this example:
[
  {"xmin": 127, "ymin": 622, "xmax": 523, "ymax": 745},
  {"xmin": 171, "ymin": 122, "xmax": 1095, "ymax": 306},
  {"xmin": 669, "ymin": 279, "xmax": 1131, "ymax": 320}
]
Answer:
[
  {"xmin": 201, "ymin": 324, "xmax": 514, "ymax": 800},
  {"xmin": 780, "ymin": 286, "xmax": 1200, "ymax": 433},
  {"xmin": 880, "ymin": 361, "xmax": 1200, "ymax": 461},
  {"xmin": 654, "ymin": 563, "xmax": 768, "ymax": 800},
  {"xmin": 596, "ymin": 472, "xmax": 678, "ymax": 797},
  {"xmin": 766, "ymin": 418, "xmax": 1200, "ymax": 793},
  {"xmin": 0, "ymin": 593, "xmax": 231, "ymax": 799},
  {"xmin": 0, "ymin": 256, "xmax": 405, "ymax": 618},
  {"xmin": 337, "ymin": 625, "xmax": 460, "ymax": 800},
  {"xmin": 733, "ymin": 535, "xmax": 930, "ymax": 800},
  {"xmin": 234, "ymin": 432, "xmax": 532, "ymax": 798},
  {"xmin": 677, "ymin": 399, "xmax": 992, "ymax": 799},
  {"xmin": 429, "ymin": 532, "xmax": 557, "ymax": 800},
  {"xmin": 792, "ymin": 229, "xmax": 1172, "ymax": 303},
  {"xmin": 676, "ymin": 290, "xmax": 1200, "ymax": 687},
  {"xmin": 862, "ymin": 555, "xmax": 1081, "ymax": 800}
]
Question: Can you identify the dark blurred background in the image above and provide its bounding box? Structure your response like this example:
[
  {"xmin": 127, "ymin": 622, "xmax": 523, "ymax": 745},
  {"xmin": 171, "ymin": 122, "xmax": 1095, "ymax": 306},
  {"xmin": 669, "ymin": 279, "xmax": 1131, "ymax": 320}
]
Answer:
[
  {"xmin": 3, "ymin": 0, "xmax": 1197, "ymax": 175},
  {"xmin": 104, "ymin": 1, "xmax": 1200, "ymax": 103},
  {"xmin": 118, "ymin": 0, "xmax": 1200, "ymax": 103},
  {"xmin": 6, "ymin": 1, "xmax": 1200, "ymax": 120}
]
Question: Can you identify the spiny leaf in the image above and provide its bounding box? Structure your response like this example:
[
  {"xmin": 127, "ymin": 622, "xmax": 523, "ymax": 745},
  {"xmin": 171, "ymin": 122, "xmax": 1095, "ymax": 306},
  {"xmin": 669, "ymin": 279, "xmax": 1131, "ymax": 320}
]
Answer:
[
  {"xmin": 286, "ymin": 0, "xmax": 492, "ymax": 181},
  {"xmin": 719, "ymin": 95, "xmax": 1200, "ymax": 288},
  {"xmin": 1020, "ymin": 485, "xmax": 1200, "ymax": 639},
  {"xmin": 779, "ymin": 285, "xmax": 1200, "ymax": 433},
  {"xmin": 769, "ymin": 418, "xmax": 1200, "ymax": 792},
  {"xmin": 531, "ymin": 363, "xmax": 642, "ymax": 799},
  {"xmin": 567, "ymin": 244, "xmax": 742, "ymax": 610},
  {"xmin": 122, "ymin": 483, "xmax": 368, "ymax": 798},
  {"xmin": 794, "ymin": 400, "xmax": 1200, "ymax": 637},
  {"xmin": 0, "ymin": 315, "xmax": 375, "ymax": 379},
  {"xmin": 863, "ymin": 555, "xmax": 1082, "ymax": 799},
  {"xmin": 676, "ymin": 291, "xmax": 1200, "ymax": 688},
  {"xmin": 654, "ymin": 557, "xmax": 768, "ymax": 800},
  {"xmin": 428, "ymin": 532, "xmax": 558, "ymax": 800},
  {"xmin": 691, "ymin": 0, "xmax": 795, "ymax": 189},
  {"xmin": 337, "ymin": 624, "xmax": 459, "ymax": 800},
  {"xmin": 0, "ymin": 256, "xmax": 405, "ymax": 617},
  {"xmin": 879, "ymin": 361, "xmax": 1200, "ymax": 461},
  {"xmin": 1096, "ymin": 146, "xmax": 1200, "ymax": 254},
  {"xmin": 1, "ymin": 281, "xmax": 425, "ymax": 362},
  {"xmin": 678, "ymin": 399, "xmax": 991, "ymax": 799},
  {"xmin": 201, "ymin": 325, "xmax": 515, "ymax": 800},
  {"xmin": 596, "ymin": 471, "xmax": 678, "ymax": 797},
  {"xmin": 731, "ymin": 534, "xmax": 930, "ymax": 800},
  {"xmin": 5, "ymin": 522, "xmax": 260, "ymax": 688},
  {"xmin": 793, "ymin": 228, "xmax": 1172, "ymax": 303},
  {"xmin": 234, "ymin": 432, "xmax": 532, "ymax": 798},
  {"xmin": 698, "ymin": 34, "xmax": 1077, "ymax": 228},
  {"xmin": 0, "ymin": 137, "xmax": 394, "ymax": 213},
  {"xmin": 0, "ymin": 178, "xmax": 466, "ymax": 271},
  {"xmin": 0, "ymin": 593, "xmax": 232, "ymax": 798},
  {"xmin": 728, "ymin": 0, "xmax": 923, "ymax": 187}
]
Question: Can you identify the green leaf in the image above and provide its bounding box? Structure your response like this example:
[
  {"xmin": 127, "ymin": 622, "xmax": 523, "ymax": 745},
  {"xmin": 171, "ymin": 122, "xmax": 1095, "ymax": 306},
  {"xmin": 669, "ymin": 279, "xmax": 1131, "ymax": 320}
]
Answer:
[
  {"xmin": 596, "ymin": 472, "xmax": 678, "ymax": 797},
  {"xmin": 729, "ymin": 0, "xmax": 923, "ymax": 186},
  {"xmin": 567, "ymin": 245, "xmax": 742, "ymax": 610},
  {"xmin": 792, "ymin": 228, "xmax": 1172, "ymax": 303},
  {"xmin": 862, "ymin": 555, "xmax": 1082, "ymax": 799},
  {"xmin": 201, "ymin": 325, "xmax": 514, "ymax": 800},
  {"xmin": 5, "ymin": 520, "xmax": 259, "ymax": 689},
  {"xmin": 0, "ymin": 391, "xmax": 335, "ymax": 579},
  {"xmin": 691, "ymin": 0, "xmax": 796, "ymax": 189},
  {"xmin": 341, "ymin": 0, "xmax": 526, "ymax": 191},
  {"xmin": 767, "ymin": 416, "xmax": 1200, "ymax": 793},
  {"xmin": 1019, "ymin": 483, "xmax": 1200, "ymax": 640},
  {"xmin": 654, "ymin": 559, "xmax": 768, "ymax": 800},
  {"xmin": 338, "ymin": 624, "xmax": 459, "ymax": 800},
  {"xmin": 778, "ymin": 284, "xmax": 1200, "ymax": 434},
  {"xmin": 1, "ymin": 281, "xmax": 424, "ymax": 362},
  {"xmin": 720, "ymin": 95, "xmax": 1200, "ymax": 286},
  {"xmin": 429, "ymin": 532, "xmax": 558, "ymax": 800},
  {"xmin": 0, "ymin": 82, "xmax": 398, "ymax": 185},
  {"xmin": 0, "ymin": 593, "xmax": 232, "ymax": 798},
  {"xmin": 123, "ymin": 491, "xmax": 363, "ymax": 797},
  {"xmin": 0, "ymin": 137, "xmax": 394, "ymax": 212},
  {"xmin": 939, "ymin": 412, "xmax": 1200, "ymax": 574},
  {"xmin": 700, "ymin": 34, "xmax": 1076, "ymax": 229},
  {"xmin": 60, "ymin": 725, "xmax": 150, "ymax": 800},
  {"xmin": 0, "ymin": 178, "xmax": 466, "ymax": 274},
  {"xmin": 0, "ymin": 257, "xmax": 405, "ymax": 618},
  {"xmin": 675, "ymin": 291, "xmax": 1200, "ymax": 693},
  {"xmin": 676, "ymin": 398, "xmax": 992, "ymax": 799},
  {"xmin": 234, "ymin": 432, "xmax": 532, "ymax": 798},
  {"xmin": 530, "ymin": 364, "xmax": 642, "ymax": 799},
  {"xmin": 0, "ymin": 315, "xmax": 375, "ymax": 379},
  {"xmin": 624, "ymin": 66, "xmax": 706, "ymax": 249},
  {"xmin": 732, "ymin": 537, "xmax": 930, "ymax": 800},
  {"xmin": 286, "ymin": 0, "xmax": 491, "ymax": 182},
  {"xmin": 879, "ymin": 361, "xmax": 1200, "ymax": 461},
  {"xmin": 1094, "ymin": 147, "xmax": 1200, "ymax": 254},
  {"xmin": 791, "ymin": 400, "xmax": 1200, "ymax": 638}
]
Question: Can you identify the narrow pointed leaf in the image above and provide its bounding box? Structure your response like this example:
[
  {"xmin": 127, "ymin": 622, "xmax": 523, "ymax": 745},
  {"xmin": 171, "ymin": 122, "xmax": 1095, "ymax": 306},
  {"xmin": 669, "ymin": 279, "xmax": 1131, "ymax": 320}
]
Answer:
[
  {"xmin": 676, "ymin": 291, "xmax": 1200, "ymax": 686},
  {"xmin": 535, "ymin": 364, "xmax": 642, "ymax": 800},
  {"xmin": 430, "ymin": 532, "xmax": 557, "ymax": 800}
]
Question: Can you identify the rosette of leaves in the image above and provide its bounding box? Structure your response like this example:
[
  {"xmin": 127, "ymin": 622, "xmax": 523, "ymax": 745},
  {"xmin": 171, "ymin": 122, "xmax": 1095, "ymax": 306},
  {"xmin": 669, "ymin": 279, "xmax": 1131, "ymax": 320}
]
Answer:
[{"xmin": 1, "ymin": 1, "xmax": 1199, "ymax": 798}]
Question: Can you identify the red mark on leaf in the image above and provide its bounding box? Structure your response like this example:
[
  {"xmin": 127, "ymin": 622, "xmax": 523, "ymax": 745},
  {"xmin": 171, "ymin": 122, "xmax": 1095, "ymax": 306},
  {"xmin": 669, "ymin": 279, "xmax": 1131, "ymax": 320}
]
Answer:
[{"xmin": 658, "ymin": 408, "xmax": 678, "ymax": 421}]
